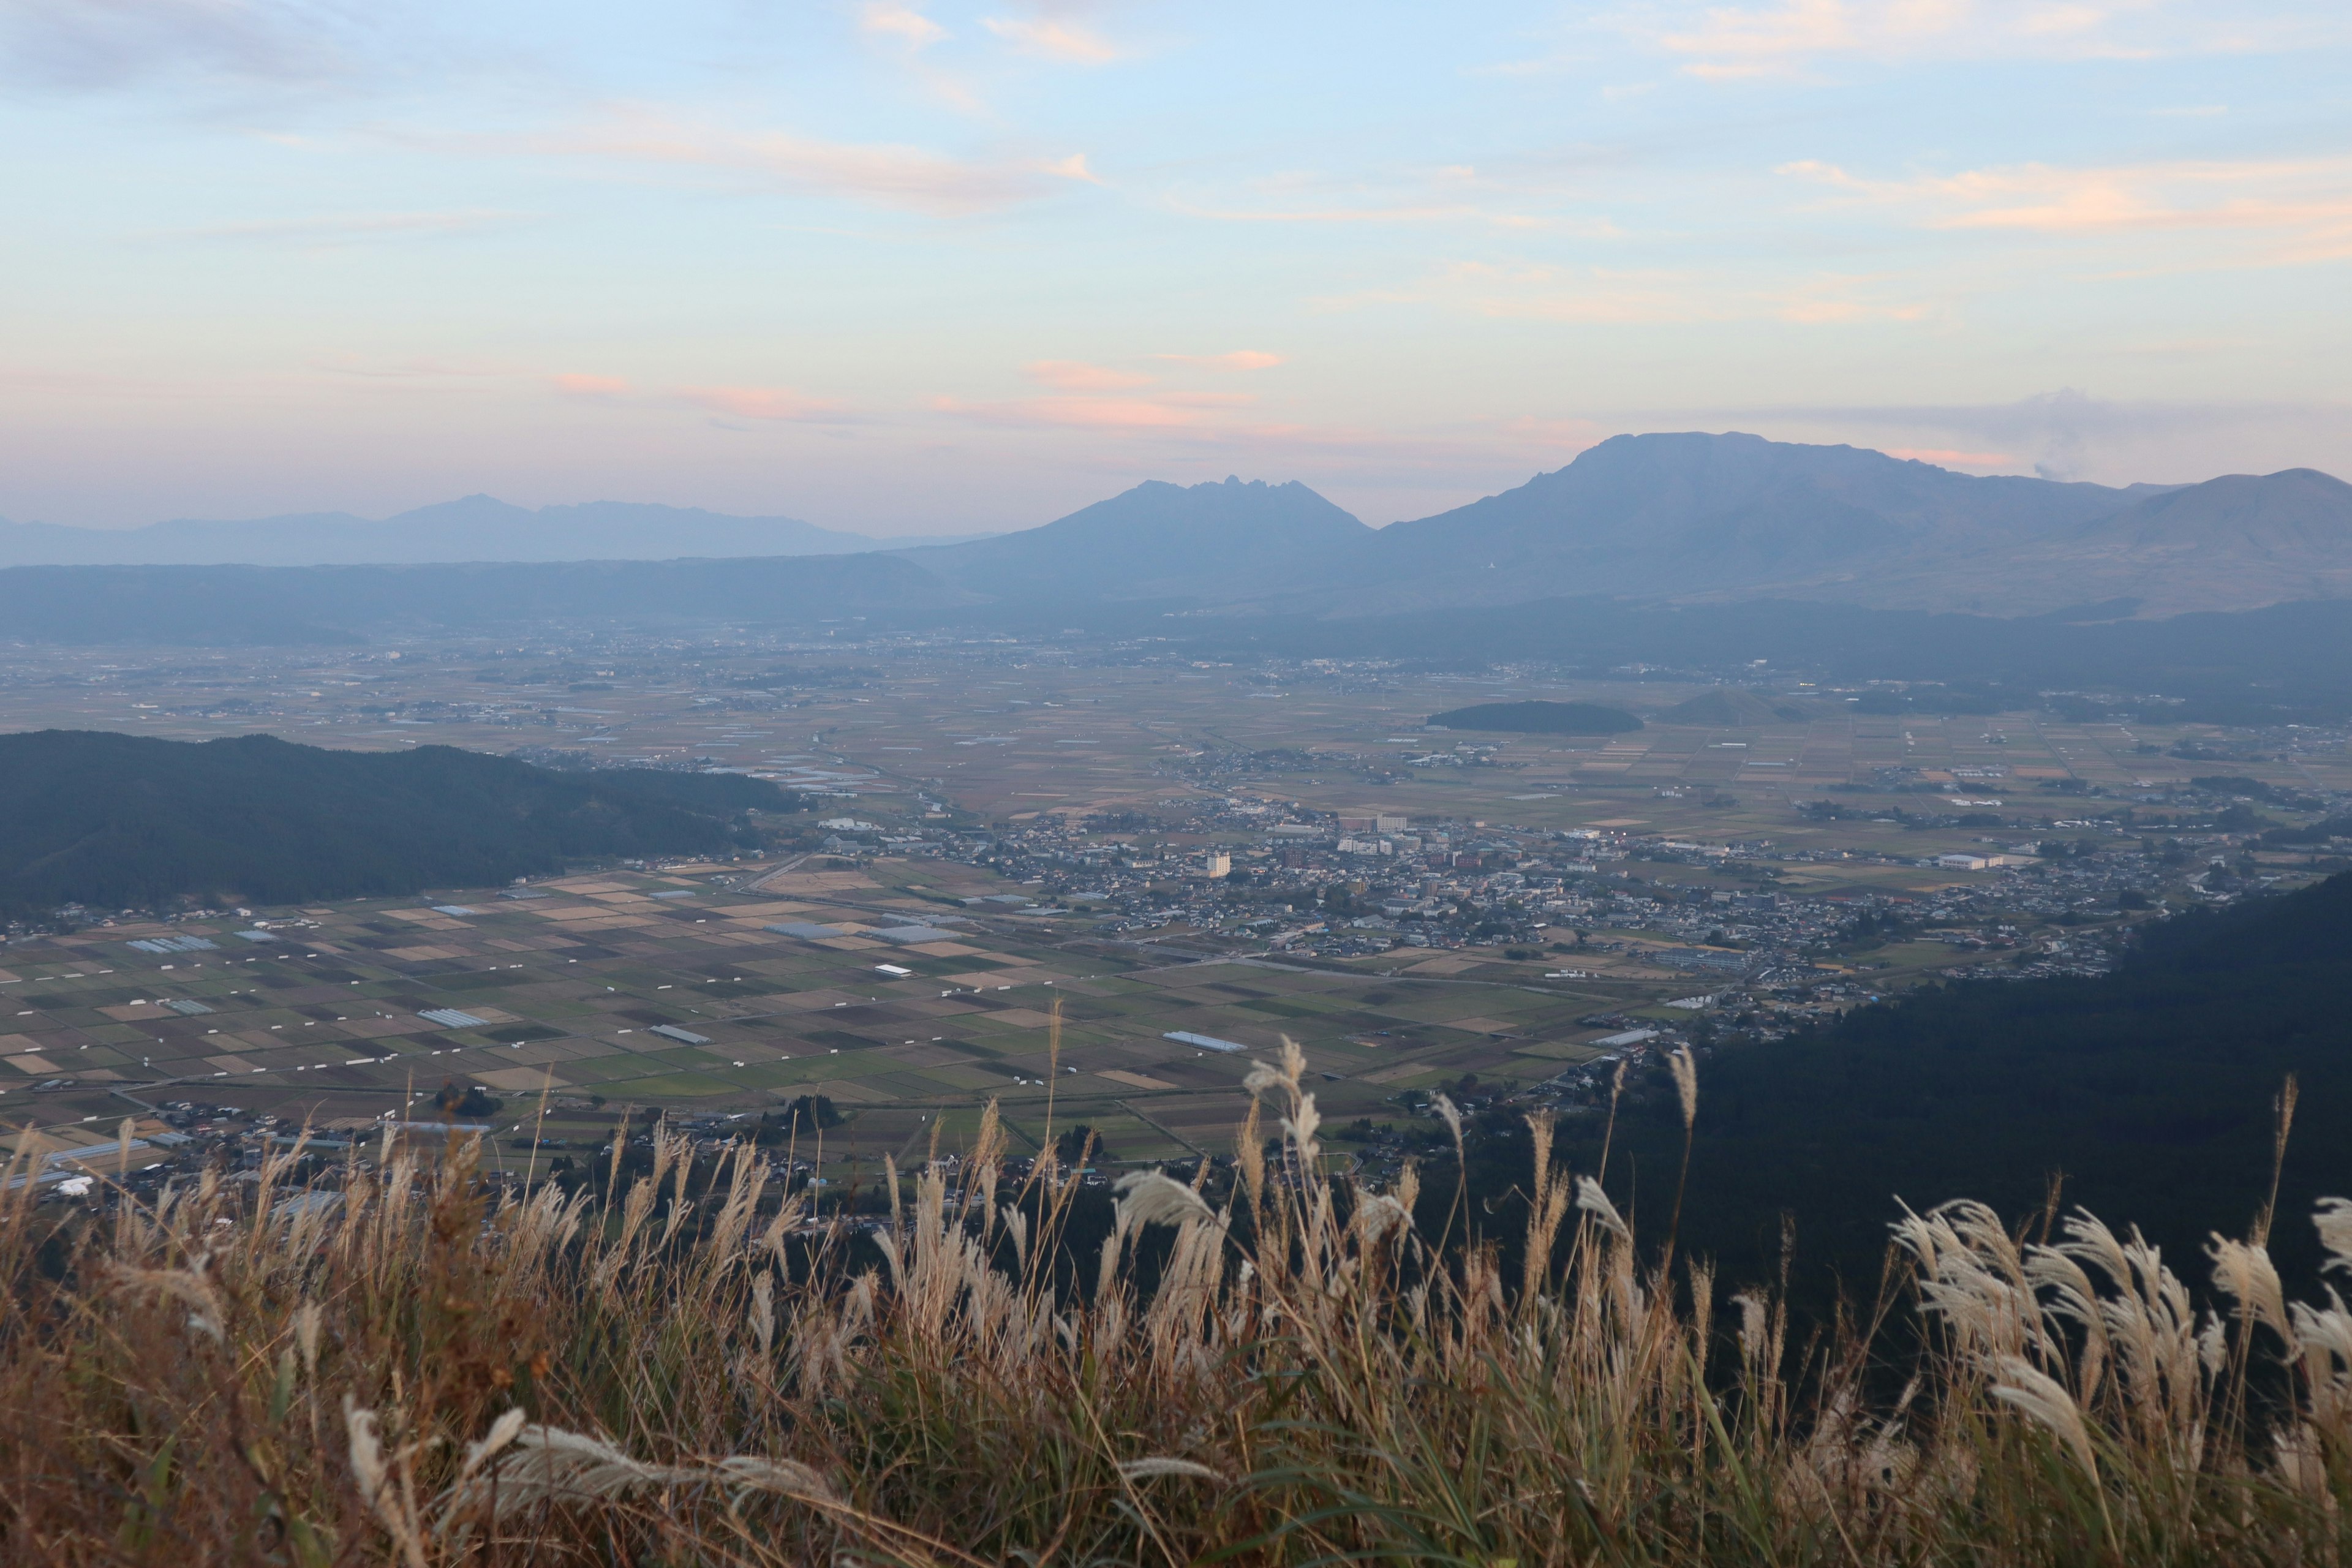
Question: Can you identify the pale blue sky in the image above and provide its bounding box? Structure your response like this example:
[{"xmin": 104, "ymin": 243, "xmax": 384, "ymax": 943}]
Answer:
[{"xmin": 2, "ymin": 0, "xmax": 2346, "ymax": 533}]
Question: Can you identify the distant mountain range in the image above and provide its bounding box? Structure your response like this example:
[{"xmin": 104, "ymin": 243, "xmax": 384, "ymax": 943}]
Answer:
[
  {"xmin": 0, "ymin": 496, "xmax": 995, "ymax": 567},
  {"xmin": 911, "ymin": 434, "xmax": 2352, "ymax": 617},
  {"xmin": 6, "ymin": 435, "xmax": 2348, "ymax": 633}
]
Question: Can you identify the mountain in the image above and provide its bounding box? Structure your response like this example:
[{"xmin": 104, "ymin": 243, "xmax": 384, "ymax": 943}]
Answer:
[
  {"xmin": 1883, "ymin": 468, "xmax": 2352, "ymax": 616},
  {"xmin": 0, "ymin": 497, "xmax": 992, "ymax": 568},
  {"xmin": 1347, "ymin": 432, "xmax": 2160, "ymax": 609},
  {"xmin": 903, "ymin": 477, "xmax": 1372, "ymax": 601},
  {"xmin": 0, "ymin": 553, "xmax": 960, "ymax": 645},
  {"xmin": 0, "ymin": 732, "xmax": 800, "ymax": 917}
]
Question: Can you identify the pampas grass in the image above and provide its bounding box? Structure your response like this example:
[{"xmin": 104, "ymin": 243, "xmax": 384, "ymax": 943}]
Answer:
[{"xmin": 2, "ymin": 1036, "xmax": 2351, "ymax": 1564}]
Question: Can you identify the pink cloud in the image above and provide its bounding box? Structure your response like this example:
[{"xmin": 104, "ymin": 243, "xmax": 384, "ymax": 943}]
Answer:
[
  {"xmin": 1023, "ymin": 360, "xmax": 1155, "ymax": 390},
  {"xmin": 860, "ymin": 2, "xmax": 946, "ymax": 48},
  {"xmin": 982, "ymin": 15, "xmax": 1121, "ymax": 62},
  {"xmin": 935, "ymin": 395, "xmax": 1208, "ymax": 431},
  {"xmin": 681, "ymin": 385, "xmax": 851, "ymax": 422},
  {"xmin": 1153, "ymin": 350, "xmax": 1285, "ymax": 371},
  {"xmin": 529, "ymin": 110, "xmax": 1099, "ymax": 217},
  {"xmin": 551, "ymin": 372, "xmax": 629, "ymax": 398}
]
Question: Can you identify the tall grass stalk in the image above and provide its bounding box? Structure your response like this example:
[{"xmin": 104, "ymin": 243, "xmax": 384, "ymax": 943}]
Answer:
[{"xmin": 3, "ymin": 1039, "xmax": 2350, "ymax": 1564}]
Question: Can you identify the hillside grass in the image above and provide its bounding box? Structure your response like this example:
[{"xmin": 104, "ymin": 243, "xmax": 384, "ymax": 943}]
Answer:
[{"xmin": 5, "ymin": 1041, "xmax": 2351, "ymax": 1565}]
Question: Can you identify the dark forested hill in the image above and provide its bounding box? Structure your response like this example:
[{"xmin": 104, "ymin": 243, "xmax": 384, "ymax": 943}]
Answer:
[
  {"xmin": 0, "ymin": 731, "xmax": 797, "ymax": 916},
  {"xmin": 1507, "ymin": 873, "xmax": 2352, "ymax": 1300}
]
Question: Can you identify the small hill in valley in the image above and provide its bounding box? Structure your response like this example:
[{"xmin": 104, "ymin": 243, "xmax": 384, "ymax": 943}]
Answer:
[
  {"xmin": 1655, "ymin": 687, "xmax": 1814, "ymax": 725},
  {"xmin": 0, "ymin": 731, "xmax": 801, "ymax": 917},
  {"xmin": 1424, "ymin": 700, "xmax": 1643, "ymax": 735}
]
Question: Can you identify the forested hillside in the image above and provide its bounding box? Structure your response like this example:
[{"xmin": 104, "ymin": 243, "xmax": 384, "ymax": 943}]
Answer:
[
  {"xmin": 1488, "ymin": 873, "xmax": 2352, "ymax": 1299},
  {"xmin": 0, "ymin": 731, "xmax": 796, "ymax": 917}
]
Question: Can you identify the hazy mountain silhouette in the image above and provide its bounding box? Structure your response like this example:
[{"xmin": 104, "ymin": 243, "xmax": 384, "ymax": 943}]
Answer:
[
  {"xmin": 0, "ymin": 497, "xmax": 991, "ymax": 567},
  {"xmin": 8, "ymin": 435, "xmax": 2350, "ymax": 623},
  {"xmin": 1343, "ymin": 432, "xmax": 2169, "ymax": 607},
  {"xmin": 1822, "ymin": 467, "xmax": 2352, "ymax": 616},
  {"xmin": 904, "ymin": 476, "xmax": 1372, "ymax": 600}
]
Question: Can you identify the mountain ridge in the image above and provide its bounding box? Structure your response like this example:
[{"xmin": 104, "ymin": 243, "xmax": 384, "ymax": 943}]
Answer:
[
  {"xmin": 914, "ymin": 434, "xmax": 2345, "ymax": 618},
  {"xmin": 0, "ymin": 496, "xmax": 996, "ymax": 568},
  {"xmin": 7, "ymin": 434, "xmax": 2348, "ymax": 618}
]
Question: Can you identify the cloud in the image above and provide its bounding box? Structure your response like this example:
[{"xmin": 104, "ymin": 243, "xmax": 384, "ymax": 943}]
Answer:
[
  {"xmin": 1023, "ymin": 360, "xmax": 1155, "ymax": 390},
  {"xmin": 1153, "ymin": 351, "xmax": 1284, "ymax": 371},
  {"xmin": 1171, "ymin": 195, "xmax": 1561, "ymax": 230},
  {"xmin": 551, "ymin": 373, "xmax": 630, "ymax": 398},
  {"xmin": 1640, "ymin": 0, "xmax": 2326, "ymax": 77},
  {"xmin": 1715, "ymin": 389, "xmax": 2352, "ymax": 484},
  {"xmin": 859, "ymin": 2, "xmax": 947, "ymax": 49},
  {"xmin": 982, "ymin": 15, "xmax": 1120, "ymax": 63},
  {"xmin": 168, "ymin": 208, "xmax": 528, "ymax": 244},
  {"xmin": 1775, "ymin": 275, "xmax": 1932, "ymax": 323},
  {"xmin": 0, "ymin": 0, "xmax": 366, "ymax": 91},
  {"xmin": 680, "ymin": 385, "xmax": 854, "ymax": 422},
  {"xmin": 1045, "ymin": 152, "xmax": 1104, "ymax": 184},
  {"xmin": 1328, "ymin": 260, "xmax": 1722, "ymax": 323},
  {"xmin": 309, "ymin": 355, "xmax": 510, "ymax": 380},
  {"xmin": 529, "ymin": 110, "xmax": 1100, "ymax": 217},
  {"xmin": 1779, "ymin": 154, "xmax": 2352, "ymax": 263},
  {"xmin": 933, "ymin": 390, "xmax": 1256, "ymax": 433}
]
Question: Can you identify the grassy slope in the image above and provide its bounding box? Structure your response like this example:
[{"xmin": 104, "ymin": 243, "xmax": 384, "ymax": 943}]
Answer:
[{"xmin": 6, "ymin": 1049, "xmax": 2352, "ymax": 1563}]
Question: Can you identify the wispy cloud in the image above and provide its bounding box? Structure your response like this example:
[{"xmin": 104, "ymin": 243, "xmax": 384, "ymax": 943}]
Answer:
[
  {"xmin": 551, "ymin": 373, "xmax": 630, "ymax": 398},
  {"xmin": 1168, "ymin": 162, "xmax": 1616, "ymax": 232},
  {"xmin": 167, "ymin": 208, "xmax": 529, "ymax": 244},
  {"xmin": 1639, "ymin": 0, "xmax": 2330, "ymax": 78},
  {"xmin": 1153, "ymin": 350, "xmax": 1285, "ymax": 371},
  {"xmin": 1713, "ymin": 389, "xmax": 2340, "ymax": 481},
  {"xmin": 982, "ymin": 14, "xmax": 1121, "ymax": 63},
  {"xmin": 0, "ymin": 0, "xmax": 368, "ymax": 91},
  {"xmin": 935, "ymin": 391, "xmax": 1253, "ymax": 432},
  {"xmin": 1327, "ymin": 260, "xmax": 1721, "ymax": 323},
  {"xmin": 523, "ymin": 110, "xmax": 1102, "ymax": 217},
  {"xmin": 680, "ymin": 385, "xmax": 857, "ymax": 422},
  {"xmin": 860, "ymin": 2, "xmax": 948, "ymax": 50},
  {"xmin": 1326, "ymin": 258, "xmax": 1940, "ymax": 329},
  {"xmin": 1023, "ymin": 360, "xmax": 1155, "ymax": 390},
  {"xmin": 1172, "ymin": 196, "xmax": 1564, "ymax": 230},
  {"xmin": 1779, "ymin": 154, "xmax": 2352, "ymax": 262}
]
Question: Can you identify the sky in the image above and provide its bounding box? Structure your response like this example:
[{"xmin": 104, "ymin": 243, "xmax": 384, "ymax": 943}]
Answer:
[{"xmin": 1, "ymin": 0, "xmax": 2347, "ymax": 536}]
